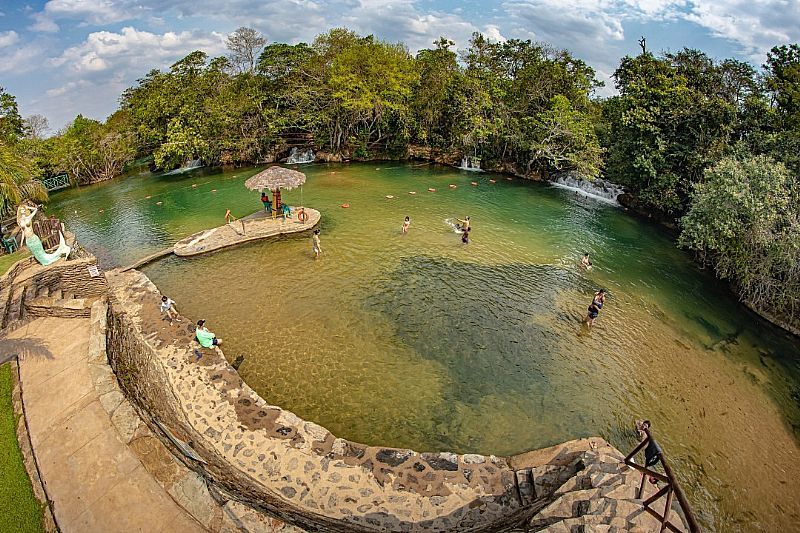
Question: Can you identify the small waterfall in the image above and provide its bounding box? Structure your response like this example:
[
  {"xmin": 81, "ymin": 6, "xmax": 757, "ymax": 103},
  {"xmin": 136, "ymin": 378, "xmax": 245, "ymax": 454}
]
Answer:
[
  {"xmin": 550, "ymin": 173, "xmax": 624, "ymax": 205},
  {"xmin": 164, "ymin": 158, "xmax": 202, "ymax": 175},
  {"xmin": 458, "ymin": 156, "xmax": 483, "ymax": 172},
  {"xmin": 286, "ymin": 147, "xmax": 315, "ymax": 164}
]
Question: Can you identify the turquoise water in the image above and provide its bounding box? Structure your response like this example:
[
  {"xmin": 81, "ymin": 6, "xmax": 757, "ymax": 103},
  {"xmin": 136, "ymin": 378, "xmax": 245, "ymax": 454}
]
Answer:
[{"xmin": 48, "ymin": 163, "xmax": 800, "ymax": 531}]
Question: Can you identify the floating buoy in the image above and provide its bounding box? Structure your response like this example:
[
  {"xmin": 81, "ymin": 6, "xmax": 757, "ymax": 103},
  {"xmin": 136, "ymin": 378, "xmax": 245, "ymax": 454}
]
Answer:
[
  {"xmin": 385, "ymin": 195, "xmax": 395, "ymax": 199},
  {"xmin": 506, "ymin": 177, "xmax": 512, "ymax": 181},
  {"xmin": 341, "ymin": 203, "xmax": 350, "ymax": 208},
  {"xmin": 428, "ymin": 188, "xmax": 436, "ymax": 192},
  {"xmin": 145, "ymin": 195, "xmax": 152, "ymax": 199},
  {"xmin": 98, "ymin": 209, "xmax": 104, "ymax": 213},
  {"xmin": 211, "ymin": 189, "xmax": 217, "ymax": 192},
  {"xmin": 375, "ymin": 168, "xmax": 380, "ymax": 170},
  {"xmin": 471, "ymin": 181, "xmax": 478, "ymax": 186},
  {"xmin": 408, "ymin": 191, "xmax": 416, "ymax": 195},
  {"xmin": 330, "ymin": 172, "xmax": 336, "ymax": 175},
  {"xmin": 156, "ymin": 201, "xmax": 163, "ymax": 205},
  {"xmin": 489, "ymin": 179, "xmax": 496, "ymax": 184},
  {"xmin": 449, "ymin": 184, "xmax": 457, "ymax": 188},
  {"xmin": 192, "ymin": 184, "xmax": 197, "ymax": 188}
]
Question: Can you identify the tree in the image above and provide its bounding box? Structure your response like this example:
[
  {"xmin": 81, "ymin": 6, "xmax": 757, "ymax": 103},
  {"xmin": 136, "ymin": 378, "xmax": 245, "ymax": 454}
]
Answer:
[
  {"xmin": 679, "ymin": 153, "xmax": 800, "ymax": 326},
  {"xmin": 24, "ymin": 114, "xmax": 50, "ymax": 140},
  {"xmin": 0, "ymin": 87, "xmax": 24, "ymax": 143},
  {"xmin": 226, "ymin": 27, "xmax": 266, "ymax": 74},
  {"xmin": 0, "ymin": 141, "xmax": 48, "ymax": 215},
  {"xmin": 764, "ymin": 44, "xmax": 800, "ymax": 128}
]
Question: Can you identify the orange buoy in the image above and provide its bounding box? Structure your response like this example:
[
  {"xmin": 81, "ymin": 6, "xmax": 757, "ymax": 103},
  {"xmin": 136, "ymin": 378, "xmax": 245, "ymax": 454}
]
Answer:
[
  {"xmin": 98, "ymin": 209, "xmax": 104, "ymax": 213},
  {"xmin": 489, "ymin": 179, "xmax": 496, "ymax": 184},
  {"xmin": 408, "ymin": 191, "xmax": 416, "ymax": 195},
  {"xmin": 156, "ymin": 201, "xmax": 163, "ymax": 205},
  {"xmin": 471, "ymin": 181, "xmax": 478, "ymax": 186},
  {"xmin": 341, "ymin": 203, "xmax": 350, "ymax": 208},
  {"xmin": 191, "ymin": 183, "xmax": 197, "ymax": 188},
  {"xmin": 449, "ymin": 184, "xmax": 457, "ymax": 188},
  {"xmin": 428, "ymin": 188, "xmax": 436, "ymax": 192},
  {"xmin": 211, "ymin": 189, "xmax": 217, "ymax": 192},
  {"xmin": 385, "ymin": 195, "xmax": 395, "ymax": 199},
  {"xmin": 145, "ymin": 195, "xmax": 152, "ymax": 199},
  {"xmin": 506, "ymin": 177, "xmax": 512, "ymax": 181}
]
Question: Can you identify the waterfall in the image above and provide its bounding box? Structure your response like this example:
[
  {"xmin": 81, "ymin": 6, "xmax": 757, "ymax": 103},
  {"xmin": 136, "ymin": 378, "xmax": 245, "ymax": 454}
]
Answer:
[
  {"xmin": 286, "ymin": 147, "xmax": 315, "ymax": 164},
  {"xmin": 164, "ymin": 158, "xmax": 203, "ymax": 175},
  {"xmin": 458, "ymin": 156, "xmax": 483, "ymax": 172},
  {"xmin": 550, "ymin": 173, "xmax": 624, "ymax": 205}
]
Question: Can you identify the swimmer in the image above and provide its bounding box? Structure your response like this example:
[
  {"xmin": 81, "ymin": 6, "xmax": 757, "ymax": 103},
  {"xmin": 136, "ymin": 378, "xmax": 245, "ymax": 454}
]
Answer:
[
  {"xmin": 592, "ymin": 289, "xmax": 606, "ymax": 309},
  {"xmin": 461, "ymin": 226, "xmax": 471, "ymax": 245},
  {"xmin": 312, "ymin": 229, "xmax": 322, "ymax": 258},
  {"xmin": 402, "ymin": 216, "xmax": 410, "ymax": 234},
  {"xmin": 455, "ymin": 216, "xmax": 470, "ymax": 232},
  {"xmin": 580, "ymin": 252, "xmax": 593, "ymax": 270}
]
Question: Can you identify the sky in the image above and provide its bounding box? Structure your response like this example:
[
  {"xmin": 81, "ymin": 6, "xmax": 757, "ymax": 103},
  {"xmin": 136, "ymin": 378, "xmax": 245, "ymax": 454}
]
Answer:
[{"xmin": 0, "ymin": 0, "xmax": 798, "ymax": 132}]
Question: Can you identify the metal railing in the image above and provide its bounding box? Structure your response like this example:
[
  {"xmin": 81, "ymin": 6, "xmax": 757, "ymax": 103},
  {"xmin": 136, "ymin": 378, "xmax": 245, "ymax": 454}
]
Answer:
[
  {"xmin": 624, "ymin": 421, "xmax": 701, "ymax": 532},
  {"xmin": 42, "ymin": 173, "xmax": 70, "ymax": 192}
]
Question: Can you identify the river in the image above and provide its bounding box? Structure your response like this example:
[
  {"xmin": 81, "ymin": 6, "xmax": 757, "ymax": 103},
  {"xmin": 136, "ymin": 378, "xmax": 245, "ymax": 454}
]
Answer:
[{"xmin": 47, "ymin": 162, "xmax": 800, "ymax": 531}]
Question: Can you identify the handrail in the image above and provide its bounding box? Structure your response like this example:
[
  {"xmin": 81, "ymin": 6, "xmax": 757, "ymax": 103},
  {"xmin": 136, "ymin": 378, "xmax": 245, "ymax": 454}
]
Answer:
[{"xmin": 623, "ymin": 421, "xmax": 701, "ymax": 532}]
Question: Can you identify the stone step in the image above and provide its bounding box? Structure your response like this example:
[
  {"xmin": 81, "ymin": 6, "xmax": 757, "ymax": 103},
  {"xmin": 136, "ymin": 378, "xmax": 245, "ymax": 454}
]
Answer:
[
  {"xmin": 50, "ymin": 288, "xmax": 62, "ymax": 299},
  {"xmin": 529, "ymin": 488, "xmax": 603, "ymax": 529},
  {"xmin": 37, "ymin": 285, "xmax": 50, "ymax": 298},
  {"xmin": 63, "ymin": 291, "xmax": 74, "ymax": 300}
]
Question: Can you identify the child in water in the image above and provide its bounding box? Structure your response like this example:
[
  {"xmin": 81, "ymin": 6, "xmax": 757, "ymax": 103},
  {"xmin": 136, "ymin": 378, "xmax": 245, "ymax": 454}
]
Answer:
[
  {"xmin": 402, "ymin": 216, "xmax": 410, "ymax": 234},
  {"xmin": 580, "ymin": 252, "xmax": 593, "ymax": 270},
  {"xmin": 312, "ymin": 229, "xmax": 322, "ymax": 258}
]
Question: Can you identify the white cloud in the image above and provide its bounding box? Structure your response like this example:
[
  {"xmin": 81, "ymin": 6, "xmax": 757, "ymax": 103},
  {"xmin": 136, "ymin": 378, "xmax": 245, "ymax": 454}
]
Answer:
[
  {"xmin": 684, "ymin": 0, "xmax": 800, "ymax": 61},
  {"xmin": 0, "ymin": 45, "xmax": 44, "ymax": 74},
  {"xmin": 0, "ymin": 30, "xmax": 19, "ymax": 48},
  {"xmin": 52, "ymin": 26, "xmax": 227, "ymax": 74}
]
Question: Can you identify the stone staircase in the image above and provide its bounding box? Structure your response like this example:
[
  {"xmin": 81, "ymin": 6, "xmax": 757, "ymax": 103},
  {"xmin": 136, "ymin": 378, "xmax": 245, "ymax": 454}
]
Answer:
[
  {"xmin": 528, "ymin": 445, "xmax": 688, "ymax": 532},
  {"xmin": 0, "ymin": 262, "xmax": 100, "ymax": 334}
]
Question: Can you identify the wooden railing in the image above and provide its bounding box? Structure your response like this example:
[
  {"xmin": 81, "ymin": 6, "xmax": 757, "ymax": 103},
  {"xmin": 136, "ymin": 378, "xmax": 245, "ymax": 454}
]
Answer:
[{"xmin": 624, "ymin": 421, "xmax": 700, "ymax": 532}]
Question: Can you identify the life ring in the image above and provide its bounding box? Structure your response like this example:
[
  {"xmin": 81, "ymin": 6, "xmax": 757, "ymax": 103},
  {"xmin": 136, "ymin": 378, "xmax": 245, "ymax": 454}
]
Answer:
[
  {"xmin": 341, "ymin": 203, "xmax": 350, "ymax": 208},
  {"xmin": 297, "ymin": 210, "xmax": 309, "ymax": 222}
]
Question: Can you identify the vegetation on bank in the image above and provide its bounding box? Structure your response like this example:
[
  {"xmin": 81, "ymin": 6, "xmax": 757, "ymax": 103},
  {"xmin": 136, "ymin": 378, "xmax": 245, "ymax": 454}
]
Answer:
[
  {"xmin": 0, "ymin": 364, "xmax": 45, "ymax": 533},
  {"xmin": 0, "ymin": 29, "xmax": 798, "ymax": 329}
]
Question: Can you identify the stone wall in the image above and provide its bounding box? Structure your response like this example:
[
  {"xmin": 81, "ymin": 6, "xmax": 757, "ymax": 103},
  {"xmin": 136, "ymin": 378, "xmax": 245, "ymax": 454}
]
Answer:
[{"xmin": 105, "ymin": 269, "xmax": 540, "ymax": 532}]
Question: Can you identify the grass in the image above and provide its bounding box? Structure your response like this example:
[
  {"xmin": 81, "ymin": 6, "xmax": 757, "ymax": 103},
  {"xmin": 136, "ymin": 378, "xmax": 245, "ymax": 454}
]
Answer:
[
  {"xmin": 0, "ymin": 364, "xmax": 44, "ymax": 533},
  {"xmin": 0, "ymin": 250, "xmax": 30, "ymax": 277}
]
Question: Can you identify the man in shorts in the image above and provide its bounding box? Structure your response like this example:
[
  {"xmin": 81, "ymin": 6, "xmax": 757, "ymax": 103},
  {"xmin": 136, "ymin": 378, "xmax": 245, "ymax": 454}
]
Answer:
[{"xmin": 196, "ymin": 319, "xmax": 223, "ymax": 347}]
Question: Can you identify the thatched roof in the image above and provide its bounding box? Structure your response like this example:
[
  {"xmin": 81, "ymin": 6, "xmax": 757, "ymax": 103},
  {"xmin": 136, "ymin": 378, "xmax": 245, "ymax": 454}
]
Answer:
[{"xmin": 244, "ymin": 166, "xmax": 306, "ymax": 191}]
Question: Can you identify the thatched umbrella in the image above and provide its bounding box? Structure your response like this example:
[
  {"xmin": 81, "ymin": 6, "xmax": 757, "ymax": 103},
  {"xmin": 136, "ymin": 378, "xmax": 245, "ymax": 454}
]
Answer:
[{"xmin": 244, "ymin": 166, "xmax": 306, "ymax": 211}]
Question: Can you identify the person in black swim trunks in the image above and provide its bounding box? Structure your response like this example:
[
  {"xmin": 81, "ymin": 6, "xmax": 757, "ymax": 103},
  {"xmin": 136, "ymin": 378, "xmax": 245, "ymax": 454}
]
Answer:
[{"xmin": 586, "ymin": 289, "xmax": 605, "ymax": 329}]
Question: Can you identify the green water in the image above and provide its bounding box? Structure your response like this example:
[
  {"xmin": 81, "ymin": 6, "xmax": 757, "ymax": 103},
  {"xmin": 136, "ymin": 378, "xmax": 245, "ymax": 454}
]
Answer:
[{"xmin": 48, "ymin": 163, "xmax": 800, "ymax": 531}]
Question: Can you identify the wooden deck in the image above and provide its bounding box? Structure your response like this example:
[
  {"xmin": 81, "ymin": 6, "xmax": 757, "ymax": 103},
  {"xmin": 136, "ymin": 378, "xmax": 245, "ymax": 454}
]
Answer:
[{"xmin": 173, "ymin": 207, "xmax": 320, "ymax": 257}]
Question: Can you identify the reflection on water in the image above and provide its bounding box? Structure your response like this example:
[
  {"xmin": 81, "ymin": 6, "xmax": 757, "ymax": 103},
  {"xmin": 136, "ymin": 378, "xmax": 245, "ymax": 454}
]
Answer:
[{"xmin": 48, "ymin": 163, "xmax": 800, "ymax": 531}]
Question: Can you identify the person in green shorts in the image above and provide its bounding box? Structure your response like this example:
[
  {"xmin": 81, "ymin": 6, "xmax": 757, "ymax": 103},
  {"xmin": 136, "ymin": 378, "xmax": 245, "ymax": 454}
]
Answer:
[{"xmin": 196, "ymin": 319, "xmax": 222, "ymax": 347}]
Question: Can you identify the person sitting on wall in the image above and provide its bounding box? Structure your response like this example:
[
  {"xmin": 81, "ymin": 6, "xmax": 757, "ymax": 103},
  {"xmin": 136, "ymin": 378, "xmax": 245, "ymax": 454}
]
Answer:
[{"xmin": 196, "ymin": 319, "xmax": 222, "ymax": 348}]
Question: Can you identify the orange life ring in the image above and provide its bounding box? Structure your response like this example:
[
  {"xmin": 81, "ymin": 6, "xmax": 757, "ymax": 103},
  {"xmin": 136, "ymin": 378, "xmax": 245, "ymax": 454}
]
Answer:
[
  {"xmin": 341, "ymin": 203, "xmax": 350, "ymax": 208},
  {"xmin": 297, "ymin": 210, "xmax": 309, "ymax": 222}
]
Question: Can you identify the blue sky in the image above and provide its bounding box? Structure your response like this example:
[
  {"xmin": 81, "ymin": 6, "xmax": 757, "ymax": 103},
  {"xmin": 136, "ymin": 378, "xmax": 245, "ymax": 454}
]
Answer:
[{"xmin": 1, "ymin": 0, "xmax": 798, "ymax": 132}]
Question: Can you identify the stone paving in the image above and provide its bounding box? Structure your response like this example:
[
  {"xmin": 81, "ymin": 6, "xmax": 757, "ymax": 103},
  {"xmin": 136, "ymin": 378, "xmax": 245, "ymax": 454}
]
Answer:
[
  {"xmin": 173, "ymin": 208, "xmax": 320, "ymax": 257},
  {"xmin": 5, "ymin": 317, "xmax": 204, "ymax": 532}
]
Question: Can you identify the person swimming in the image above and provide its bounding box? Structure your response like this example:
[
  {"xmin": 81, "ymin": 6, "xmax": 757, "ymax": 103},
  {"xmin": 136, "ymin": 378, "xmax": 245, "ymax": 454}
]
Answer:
[{"xmin": 402, "ymin": 216, "xmax": 410, "ymax": 234}]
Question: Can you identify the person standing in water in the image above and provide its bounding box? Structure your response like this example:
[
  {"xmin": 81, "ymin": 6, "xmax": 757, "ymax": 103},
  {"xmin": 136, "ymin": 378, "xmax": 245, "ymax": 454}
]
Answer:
[
  {"xmin": 402, "ymin": 216, "xmax": 411, "ymax": 234},
  {"xmin": 461, "ymin": 226, "xmax": 471, "ymax": 245},
  {"xmin": 312, "ymin": 229, "xmax": 322, "ymax": 258},
  {"xmin": 580, "ymin": 252, "xmax": 593, "ymax": 270},
  {"xmin": 585, "ymin": 289, "xmax": 606, "ymax": 329},
  {"xmin": 455, "ymin": 216, "xmax": 470, "ymax": 232}
]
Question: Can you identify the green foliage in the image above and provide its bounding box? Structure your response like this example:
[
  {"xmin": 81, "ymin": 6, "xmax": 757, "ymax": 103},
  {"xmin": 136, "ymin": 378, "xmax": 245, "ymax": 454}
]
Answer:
[
  {"xmin": 0, "ymin": 364, "xmax": 45, "ymax": 533},
  {"xmin": 679, "ymin": 154, "xmax": 800, "ymax": 323},
  {"xmin": 0, "ymin": 87, "xmax": 24, "ymax": 143},
  {"xmin": 0, "ymin": 141, "xmax": 48, "ymax": 215}
]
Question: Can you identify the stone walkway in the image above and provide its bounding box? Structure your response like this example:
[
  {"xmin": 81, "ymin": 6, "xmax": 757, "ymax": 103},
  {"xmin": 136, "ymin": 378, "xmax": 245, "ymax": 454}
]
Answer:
[
  {"xmin": 6, "ymin": 317, "xmax": 203, "ymax": 532},
  {"xmin": 173, "ymin": 208, "xmax": 320, "ymax": 257}
]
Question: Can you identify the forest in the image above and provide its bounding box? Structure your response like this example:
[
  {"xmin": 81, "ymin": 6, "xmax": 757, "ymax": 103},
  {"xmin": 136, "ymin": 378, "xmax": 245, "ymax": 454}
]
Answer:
[{"xmin": 0, "ymin": 28, "xmax": 798, "ymax": 331}]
